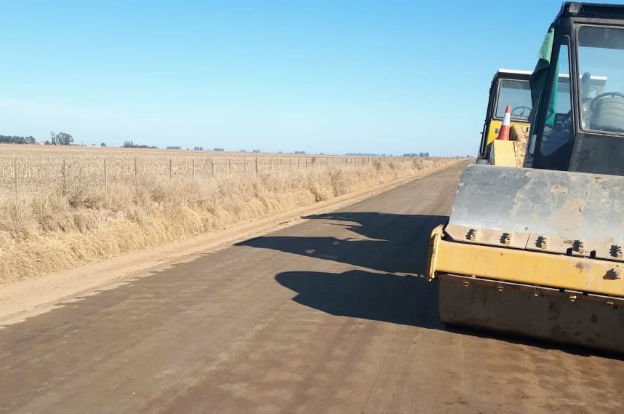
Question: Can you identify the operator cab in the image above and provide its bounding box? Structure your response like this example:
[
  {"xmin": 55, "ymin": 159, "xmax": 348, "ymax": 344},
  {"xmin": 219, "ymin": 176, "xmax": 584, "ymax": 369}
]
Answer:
[{"xmin": 527, "ymin": 2, "xmax": 624, "ymax": 174}]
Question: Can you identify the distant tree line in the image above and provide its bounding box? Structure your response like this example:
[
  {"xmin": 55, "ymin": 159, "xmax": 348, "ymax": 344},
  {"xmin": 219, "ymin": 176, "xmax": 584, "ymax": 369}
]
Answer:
[
  {"xmin": 403, "ymin": 152, "xmax": 430, "ymax": 157},
  {"xmin": 0, "ymin": 135, "xmax": 37, "ymax": 144},
  {"xmin": 123, "ymin": 140, "xmax": 158, "ymax": 149},
  {"xmin": 0, "ymin": 133, "xmax": 213, "ymax": 151},
  {"xmin": 0, "ymin": 132, "xmax": 76, "ymax": 145}
]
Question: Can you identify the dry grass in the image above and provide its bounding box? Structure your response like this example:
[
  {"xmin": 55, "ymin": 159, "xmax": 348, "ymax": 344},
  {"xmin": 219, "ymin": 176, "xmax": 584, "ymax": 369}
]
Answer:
[{"xmin": 0, "ymin": 145, "xmax": 460, "ymax": 282}]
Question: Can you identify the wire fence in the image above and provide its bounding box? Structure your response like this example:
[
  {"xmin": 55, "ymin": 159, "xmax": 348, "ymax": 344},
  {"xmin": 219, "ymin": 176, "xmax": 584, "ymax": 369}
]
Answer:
[{"xmin": 0, "ymin": 155, "xmax": 399, "ymax": 197}]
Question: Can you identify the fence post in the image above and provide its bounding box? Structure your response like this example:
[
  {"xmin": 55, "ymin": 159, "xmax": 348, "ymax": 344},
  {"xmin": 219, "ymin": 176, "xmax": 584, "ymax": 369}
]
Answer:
[
  {"xmin": 169, "ymin": 158, "xmax": 172, "ymax": 181},
  {"xmin": 62, "ymin": 159, "xmax": 67, "ymax": 195},
  {"xmin": 211, "ymin": 159, "xmax": 215, "ymax": 177},
  {"xmin": 134, "ymin": 157, "xmax": 138, "ymax": 185},
  {"xmin": 255, "ymin": 157, "xmax": 258, "ymax": 175},
  {"xmin": 192, "ymin": 159, "xmax": 195, "ymax": 179},
  {"xmin": 104, "ymin": 158, "xmax": 108, "ymax": 193},
  {"xmin": 13, "ymin": 159, "xmax": 17, "ymax": 199},
  {"xmin": 228, "ymin": 159, "xmax": 231, "ymax": 174}
]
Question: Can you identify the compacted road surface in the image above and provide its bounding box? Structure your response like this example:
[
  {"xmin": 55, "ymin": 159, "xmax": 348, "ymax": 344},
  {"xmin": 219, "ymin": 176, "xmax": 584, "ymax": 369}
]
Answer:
[{"xmin": 1, "ymin": 162, "xmax": 623, "ymax": 413}]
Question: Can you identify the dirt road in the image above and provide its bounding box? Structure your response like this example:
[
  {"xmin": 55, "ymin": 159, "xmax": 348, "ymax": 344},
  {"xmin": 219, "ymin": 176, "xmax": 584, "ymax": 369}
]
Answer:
[{"xmin": 1, "ymin": 162, "xmax": 622, "ymax": 413}]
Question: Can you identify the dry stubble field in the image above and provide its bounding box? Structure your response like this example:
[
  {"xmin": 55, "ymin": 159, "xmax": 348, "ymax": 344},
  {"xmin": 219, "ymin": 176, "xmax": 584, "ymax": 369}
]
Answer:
[{"xmin": 0, "ymin": 144, "xmax": 460, "ymax": 282}]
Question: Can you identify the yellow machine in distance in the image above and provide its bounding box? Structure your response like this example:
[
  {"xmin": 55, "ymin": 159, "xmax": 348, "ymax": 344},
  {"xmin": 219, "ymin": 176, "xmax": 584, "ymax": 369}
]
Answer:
[{"xmin": 477, "ymin": 69, "xmax": 532, "ymax": 165}]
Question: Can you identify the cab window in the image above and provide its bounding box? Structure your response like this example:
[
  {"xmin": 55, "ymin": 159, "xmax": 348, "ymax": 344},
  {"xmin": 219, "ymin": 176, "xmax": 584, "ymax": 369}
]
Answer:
[
  {"xmin": 495, "ymin": 79, "xmax": 532, "ymax": 120},
  {"xmin": 578, "ymin": 26, "xmax": 624, "ymax": 133}
]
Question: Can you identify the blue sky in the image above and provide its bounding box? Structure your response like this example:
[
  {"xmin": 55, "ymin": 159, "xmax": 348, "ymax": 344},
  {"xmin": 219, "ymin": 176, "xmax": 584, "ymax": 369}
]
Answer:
[{"xmin": 0, "ymin": 0, "xmax": 580, "ymax": 155}]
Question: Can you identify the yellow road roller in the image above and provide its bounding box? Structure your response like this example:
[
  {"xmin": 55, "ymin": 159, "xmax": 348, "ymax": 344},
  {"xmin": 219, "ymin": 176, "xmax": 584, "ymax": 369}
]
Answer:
[{"xmin": 428, "ymin": 2, "xmax": 624, "ymax": 352}]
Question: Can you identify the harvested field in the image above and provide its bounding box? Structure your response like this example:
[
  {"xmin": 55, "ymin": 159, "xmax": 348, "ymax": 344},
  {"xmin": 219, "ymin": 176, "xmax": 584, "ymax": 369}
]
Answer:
[{"xmin": 0, "ymin": 144, "xmax": 460, "ymax": 282}]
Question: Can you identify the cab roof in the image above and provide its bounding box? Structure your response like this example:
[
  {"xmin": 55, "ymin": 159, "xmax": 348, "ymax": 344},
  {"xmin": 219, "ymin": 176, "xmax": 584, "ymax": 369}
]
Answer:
[
  {"xmin": 492, "ymin": 69, "xmax": 532, "ymax": 84},
  {"xmin": 556, "ymin": 2, "xmax": 624, "ymax": 22},
  {"xmin": 497, "ymin": 69, "xmax": 532, "ymax": 76}
]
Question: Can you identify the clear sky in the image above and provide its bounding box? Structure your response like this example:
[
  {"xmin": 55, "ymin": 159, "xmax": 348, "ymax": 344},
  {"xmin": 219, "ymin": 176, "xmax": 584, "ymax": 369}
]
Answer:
[{"xmin": 0, "ymin": 0, "xmax": 592, "ymax": 155}]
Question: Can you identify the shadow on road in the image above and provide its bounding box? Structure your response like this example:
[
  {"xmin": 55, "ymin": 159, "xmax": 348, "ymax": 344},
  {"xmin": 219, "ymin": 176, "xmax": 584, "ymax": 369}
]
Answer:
[
  {"xmin": 276, "ymin": 269, "xmax": 443, "ymax": 329},
  {"xmin": 239, "ymin": 211, "xmax": 448, "ymax": 329},
  {"xmin": 237, "ymin": 212, "xmax": 448, "ymax": 274}
]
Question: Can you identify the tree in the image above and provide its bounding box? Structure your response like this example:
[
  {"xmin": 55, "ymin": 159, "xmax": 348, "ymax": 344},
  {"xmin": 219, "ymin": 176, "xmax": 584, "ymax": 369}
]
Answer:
[
  {"xmin": 57, "ymin": 132, "xmax": 73, "ymax": 145},
  {"xmin": 50, "ymin": 131, "xmax": 73, "ymax": 145},
  {"xmin": 101, "ymin": 142, "xmax": 106, "ymax": 147}
]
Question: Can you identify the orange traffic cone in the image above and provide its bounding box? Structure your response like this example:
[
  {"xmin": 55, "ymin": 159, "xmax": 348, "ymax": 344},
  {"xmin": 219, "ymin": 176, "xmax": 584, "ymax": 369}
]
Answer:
[{"xmin": 497, "ymin": 105, "xmax": 511, "ymax": 141}]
